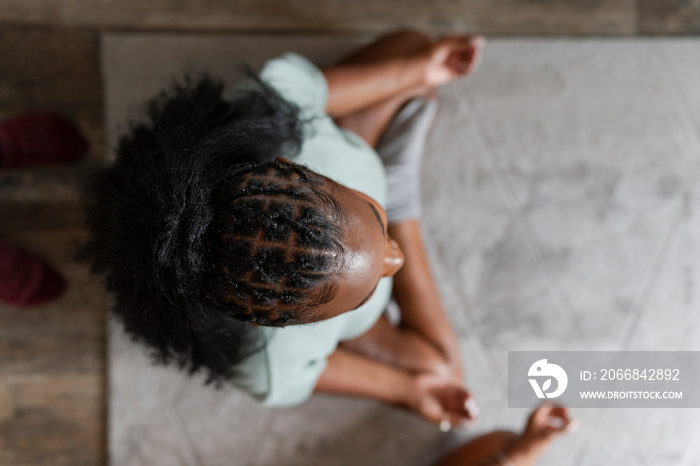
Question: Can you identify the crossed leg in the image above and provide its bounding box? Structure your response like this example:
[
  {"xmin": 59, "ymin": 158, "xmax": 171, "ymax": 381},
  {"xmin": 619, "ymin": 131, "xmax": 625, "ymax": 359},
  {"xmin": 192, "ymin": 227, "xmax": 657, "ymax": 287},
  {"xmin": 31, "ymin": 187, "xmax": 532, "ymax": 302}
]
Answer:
[{"xmin": 334, "ymin": 31, "xmax": 453, "ymax": 378}]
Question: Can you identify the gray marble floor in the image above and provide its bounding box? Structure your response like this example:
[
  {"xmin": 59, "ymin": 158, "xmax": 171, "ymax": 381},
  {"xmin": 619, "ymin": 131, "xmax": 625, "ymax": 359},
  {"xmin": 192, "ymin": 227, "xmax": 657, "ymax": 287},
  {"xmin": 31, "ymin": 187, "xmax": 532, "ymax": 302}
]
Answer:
[{"xmin": 104, "ymin": 35, "xmax": 700, "ymax": 465}]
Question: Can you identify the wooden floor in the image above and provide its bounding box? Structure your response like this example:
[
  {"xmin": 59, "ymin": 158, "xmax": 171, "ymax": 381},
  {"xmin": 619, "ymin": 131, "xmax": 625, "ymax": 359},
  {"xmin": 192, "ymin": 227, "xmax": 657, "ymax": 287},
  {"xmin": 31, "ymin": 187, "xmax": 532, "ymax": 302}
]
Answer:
[
  {"xmin": 0, "ymin": 0, "xmax": 699, "ymax": 35},
  {"xmin": 0, "ymin": 26, "xmax": 106, "ymax": 466},
  {"xmin": 0, "ymin": 1, "xmax": 699, "ymax": 464}
]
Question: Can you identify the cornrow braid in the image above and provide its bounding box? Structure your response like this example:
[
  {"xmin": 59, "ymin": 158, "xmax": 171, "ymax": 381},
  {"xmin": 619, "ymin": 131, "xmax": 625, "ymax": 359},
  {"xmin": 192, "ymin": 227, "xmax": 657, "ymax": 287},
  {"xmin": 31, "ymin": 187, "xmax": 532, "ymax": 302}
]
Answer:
[{"xmin": 204, "ymin": 159, "xmax": 347, "ymax": 326}]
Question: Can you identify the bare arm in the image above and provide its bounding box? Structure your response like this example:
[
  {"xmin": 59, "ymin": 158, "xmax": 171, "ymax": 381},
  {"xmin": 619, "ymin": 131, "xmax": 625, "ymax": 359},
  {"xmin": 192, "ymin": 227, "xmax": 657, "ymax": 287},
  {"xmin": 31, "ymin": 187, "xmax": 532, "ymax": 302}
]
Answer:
[
  {"xmin": 339, "ymin": 314, "xmax": 452, "ymax": 377},
  {"xmin": 322, "ymin": 35, "xmax": 484, "ymax": 118},
  {"xmin": 322, "ymin": 57, "xmax": 426, "ymax": 118},
  {"xmin": 315, "ymin": 346, "xmax": 475, "ymax": 427},
  {"xmin": 315, "ymin": 346, "xmax": 414, "ymax": 406}
]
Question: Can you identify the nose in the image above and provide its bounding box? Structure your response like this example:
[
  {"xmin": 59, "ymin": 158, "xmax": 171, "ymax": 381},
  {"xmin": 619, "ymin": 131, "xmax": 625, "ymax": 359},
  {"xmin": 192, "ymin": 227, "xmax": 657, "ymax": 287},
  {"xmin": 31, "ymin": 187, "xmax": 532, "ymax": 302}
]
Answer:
[{"xmin": 382, "ymin": 238, "xmax": 405, "ymax": 277}]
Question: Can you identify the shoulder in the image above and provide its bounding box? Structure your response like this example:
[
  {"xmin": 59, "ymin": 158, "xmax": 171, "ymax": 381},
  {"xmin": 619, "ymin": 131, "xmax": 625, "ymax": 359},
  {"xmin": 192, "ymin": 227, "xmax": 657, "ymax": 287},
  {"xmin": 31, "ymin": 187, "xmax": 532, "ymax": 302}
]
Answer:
[{"xmin": 259, "ymin": 53, "xmax": 328, "ymax": 116}]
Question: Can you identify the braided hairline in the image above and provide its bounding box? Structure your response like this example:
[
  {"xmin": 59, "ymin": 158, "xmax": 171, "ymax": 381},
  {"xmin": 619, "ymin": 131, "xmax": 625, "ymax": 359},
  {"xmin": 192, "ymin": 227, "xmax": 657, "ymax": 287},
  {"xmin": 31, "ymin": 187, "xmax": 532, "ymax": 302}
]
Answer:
[{"xmin": 204, "ymin": 160, "xmax": 346, "ymax": 326}]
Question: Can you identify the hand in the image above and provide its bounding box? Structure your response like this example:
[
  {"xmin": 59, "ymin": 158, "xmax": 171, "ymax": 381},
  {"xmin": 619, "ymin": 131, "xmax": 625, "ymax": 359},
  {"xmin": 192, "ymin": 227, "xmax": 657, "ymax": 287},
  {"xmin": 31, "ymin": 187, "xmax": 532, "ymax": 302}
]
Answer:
[
  {"xmin": 418, "ymin": 35, "xmax": 485, "ymax": 87},
  {"xmin": 407, "ymin": 372, "xmax": 479, "ymax": 429},
  {"xmin": 519, "ymin": 402, "xmax": 577, "ymax": 453}
]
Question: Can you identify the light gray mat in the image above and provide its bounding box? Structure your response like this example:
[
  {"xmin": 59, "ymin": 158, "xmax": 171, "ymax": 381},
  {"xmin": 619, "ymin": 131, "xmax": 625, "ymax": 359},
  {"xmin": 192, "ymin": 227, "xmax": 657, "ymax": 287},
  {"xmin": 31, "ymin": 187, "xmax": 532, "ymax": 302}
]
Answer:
[{"xmin": 104, "ymin": 34, "xmax": 700, "ymax": 465}]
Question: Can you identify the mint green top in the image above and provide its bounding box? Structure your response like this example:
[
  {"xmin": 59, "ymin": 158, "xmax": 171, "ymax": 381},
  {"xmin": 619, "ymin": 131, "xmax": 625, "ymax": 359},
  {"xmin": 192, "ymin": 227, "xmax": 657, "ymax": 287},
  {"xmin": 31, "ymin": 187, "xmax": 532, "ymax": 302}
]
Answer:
[{"xmin": 225, "ymin": 53, "xmax": 393, "ymax": 407}]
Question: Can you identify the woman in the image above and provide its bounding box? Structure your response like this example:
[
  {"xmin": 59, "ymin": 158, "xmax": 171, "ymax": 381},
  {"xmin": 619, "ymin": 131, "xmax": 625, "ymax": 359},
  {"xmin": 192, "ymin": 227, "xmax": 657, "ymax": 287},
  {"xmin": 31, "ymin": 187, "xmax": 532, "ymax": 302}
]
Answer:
[{"xmin": 86, "ymin": 30, "xmax": 485, "ymax": 428}]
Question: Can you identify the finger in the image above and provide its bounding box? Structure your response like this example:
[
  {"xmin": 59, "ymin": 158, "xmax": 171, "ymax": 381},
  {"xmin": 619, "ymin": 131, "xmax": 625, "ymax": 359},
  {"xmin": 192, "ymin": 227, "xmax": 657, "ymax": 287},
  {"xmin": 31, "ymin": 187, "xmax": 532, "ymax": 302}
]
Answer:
[
  {"xmin": 439, "ymin": 413, "xmax": 453, "ymax": 433},
  {"xmin": 453, "ymin": 389, "xmax": 479, "ymax": 418},
  {"xmin": 552, "ymin": 405, "xmax": 569, "ymax": 416},
  {"xmin": 421, "ymin": 397, "xmax": 444, "ymax": 425},
  {"xmin": 436, "ymin": 37, "xmax": 479, "ymax": 58},
  {"xmin": 545, "ymin": 416, "xmax": 568, "ymax": 431},
  {"xmin": 445, "ymin": 390, "xmax": 479, "ymax": 428},
  {"xmin": 450, "ymin": 409, "xmax": 476, "ymax": 429},
  {"xmin": 545, "ymin": 418, "xmax": 577, "ymax": 437},
  {"xmin": 548, "ymin": 407, "xmax": 575, "ymax": 432},
  {"xmin": 547, "ymin": 406, "xmax": 570, "ymax": 423},
  {"xmin": 528, "ymin": 402, "xmax": 554, "ymax": 427},
  {"xmin": 450, "ymin": 50, "xmax": 474, "ymax": 75},
  {"xmin": 535, "ymin": 401, "xmax": 556, "ymax": 414},
  {"xmin": 465, "ymin": 397, "xmax": 480, "ymax": 419},
  {"xmin": 464, "ymin": 39, "xmax": 485, "ymax": 75},
  {"xmin": 470, "ymin": 35, "xmax": 486, "ymax": 48},
  {"xmin": 565, "ymin": 420, "xmax": 580, "ymax": 432},
  {"xmin": 439, "ymin": 35, "xmax": 486, "ymax": 51},
  {"xmin": 444, "ymin": 386, "xmax": 470, "ymax": 411},
  {"xmin": 447, "ymin": 41, "xmax": 484, "ymax": 76}
]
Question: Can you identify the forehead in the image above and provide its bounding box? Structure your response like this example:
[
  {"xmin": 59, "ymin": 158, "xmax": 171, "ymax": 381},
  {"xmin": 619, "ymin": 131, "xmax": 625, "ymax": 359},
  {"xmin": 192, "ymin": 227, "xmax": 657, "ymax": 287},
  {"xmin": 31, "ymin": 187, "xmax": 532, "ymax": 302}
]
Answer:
[{"xmin": 308, "ymin": 181, "xmax": 386, "ymax": 320}]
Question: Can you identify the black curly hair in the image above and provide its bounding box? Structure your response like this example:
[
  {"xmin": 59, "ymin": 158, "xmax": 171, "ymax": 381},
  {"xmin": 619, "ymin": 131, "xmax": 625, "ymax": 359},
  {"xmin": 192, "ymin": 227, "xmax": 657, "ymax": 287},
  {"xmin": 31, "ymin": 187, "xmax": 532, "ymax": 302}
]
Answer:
[{"xmin": 84, "ymin": 75, "xmax": 347, "ymax": 383}]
